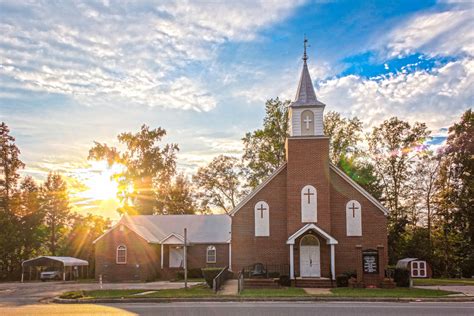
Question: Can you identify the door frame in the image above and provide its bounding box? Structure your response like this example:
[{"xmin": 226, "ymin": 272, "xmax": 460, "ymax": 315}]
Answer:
[{"xmin": 299, "ymin": 234, "xmax": 321, "ymax": 277}]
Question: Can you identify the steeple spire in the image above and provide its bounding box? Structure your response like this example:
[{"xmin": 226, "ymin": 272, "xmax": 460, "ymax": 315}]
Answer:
[{"xmin": 291, "ymin": 37, "xmax": 324, "ymax": 107}]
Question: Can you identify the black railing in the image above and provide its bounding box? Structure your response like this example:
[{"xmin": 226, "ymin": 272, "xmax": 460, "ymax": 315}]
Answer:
[
  {"xmin": 212, "ymin": 266, "xmax": 229, "ymax": 293},
  {"xmin": 242, "ymin": 263, "xmax": 290, "ymax": 279}
]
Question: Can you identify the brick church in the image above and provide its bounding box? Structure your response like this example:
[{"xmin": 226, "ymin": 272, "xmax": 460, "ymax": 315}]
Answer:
[{"xmin": 94, "ymin": 48, "xmax": 388, "ymax": 287}]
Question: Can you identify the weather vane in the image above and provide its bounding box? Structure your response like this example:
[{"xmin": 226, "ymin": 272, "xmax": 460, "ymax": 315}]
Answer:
[{"xmin": 303, "ymin": 35, "xmax": 309, "ymax": 62}]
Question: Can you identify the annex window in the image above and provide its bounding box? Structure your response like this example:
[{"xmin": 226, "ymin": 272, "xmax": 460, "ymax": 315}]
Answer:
[
  {"xmin": 116, "ymin": 245, "xmax": 127, "ymax": 264},
  {"xmin": 206, "ymin": 245, "xmax": 216, "ymax": 263},
  {"xmin": 411, "ymin": 260, "xmax": 427, "ymax": 277}
]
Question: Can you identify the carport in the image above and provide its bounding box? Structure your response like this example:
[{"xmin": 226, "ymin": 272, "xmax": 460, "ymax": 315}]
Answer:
[{"xmin": 21, "ymin": 256, "xmax": 89, "ymax": 282}]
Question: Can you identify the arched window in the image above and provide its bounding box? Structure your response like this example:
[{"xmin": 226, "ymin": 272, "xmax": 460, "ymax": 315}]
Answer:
[
  {"xmin": 301, "ymin": 110, "xmax": 314, "ymax": 136},
  {"xmin": 301, "ymin": 185, "xmax": 317, "ymax": 222},
  {"xmin": 346, "ymin": 200, "xmax": 362, "ymax": 236},
  {"xmin": 254, "ymin": 201, "xmax": 270, "ymax": 236},
  {"xmin": 206, "ymin": 245, "xmax": 216, "ymax": 263},
  {"xmin": 116, "ymin": 245, "xmax": 127, "ymax": 264}
]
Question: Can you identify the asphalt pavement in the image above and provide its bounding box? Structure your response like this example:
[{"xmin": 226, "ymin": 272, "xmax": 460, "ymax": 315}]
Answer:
[{"xmin": 0, "ymin": 301, "xmax": 473, "ymax": 316}]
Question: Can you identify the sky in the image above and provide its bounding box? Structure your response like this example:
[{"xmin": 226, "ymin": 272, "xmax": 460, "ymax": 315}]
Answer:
[{"xmin": 1, "ymin": 0, "xmax": 473, "ymax": 219}]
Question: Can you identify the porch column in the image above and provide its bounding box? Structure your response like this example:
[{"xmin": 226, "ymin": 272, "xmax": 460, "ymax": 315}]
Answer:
[
  {"xmin": 330, "ymin": 244, "xmax": 335, "ymax": 280},
  {"xmin": 160, "ymin": 244, "xmax": 164, "ymax": 269},
  {"xmin": 289, "ymin": 244, "xmax": 294, "ymax": 280}
]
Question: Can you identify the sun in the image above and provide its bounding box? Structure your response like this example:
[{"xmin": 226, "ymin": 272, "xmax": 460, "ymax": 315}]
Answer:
[{"xmin": 83, "ymin": 161, "xmax": 122, "ymax": 201}]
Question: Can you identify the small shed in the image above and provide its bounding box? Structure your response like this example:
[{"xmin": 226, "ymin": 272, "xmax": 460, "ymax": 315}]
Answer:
[
  {"xmin": 21, "ymin": 256, "xmax": 89, "ymax": 282},
  {"xmin": 396, "ymin": 258, "xmax": 432, "ymax": 278}
]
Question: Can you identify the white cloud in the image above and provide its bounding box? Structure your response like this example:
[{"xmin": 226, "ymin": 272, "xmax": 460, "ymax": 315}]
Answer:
[
  {"xmin": 378, "ymin": 8, "xmax": 474, "ymax": 58},
  {"xmin": 317, "ymin": 58, "xmax": 473, "ymax": 130},
  {"xmin": 0, "ymin": 0, "xmax": 305, "ymax": 111}
]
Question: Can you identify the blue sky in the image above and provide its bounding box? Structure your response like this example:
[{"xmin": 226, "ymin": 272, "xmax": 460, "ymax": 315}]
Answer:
[{"xmin": 0, "ymin": 0, "xmax": 472, "ymax": 217}]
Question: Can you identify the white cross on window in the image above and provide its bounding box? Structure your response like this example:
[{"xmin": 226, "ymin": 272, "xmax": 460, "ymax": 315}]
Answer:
[{"xmin": 303, "ymin": 116, "xmax": 312, "ymax": 129}]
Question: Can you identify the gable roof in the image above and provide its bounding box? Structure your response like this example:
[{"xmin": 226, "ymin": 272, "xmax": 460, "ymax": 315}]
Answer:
[
  {"xmin": 229, "ymin": 163, "xmax": 287, "ymax": 216},
  {"xmin": 287, "ymin": 223, "xmax": 338, "ymax": 245},
  {"xmin": 330, "ymin": 163, "xmax": 388, "ymax": 216},
  {"xmin": 93, "ymin": 214, "xmax": 231, "ymax": 244}
]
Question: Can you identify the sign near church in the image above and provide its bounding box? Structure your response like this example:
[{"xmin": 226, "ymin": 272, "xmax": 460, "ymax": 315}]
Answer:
[{"xmin": 362, "ymin": 249, "xmax": 379, "ymax": 274}]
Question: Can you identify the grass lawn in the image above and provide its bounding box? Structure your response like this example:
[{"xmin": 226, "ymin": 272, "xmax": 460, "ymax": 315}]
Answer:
[
  {"xmin": 413, "ymin": 278, "xmax": 474, "ymax": 286},
  {"xmin": 241, "ymin": 287, "xmax": 308, "ymax": 297},
  {"xmin": 170, "ymin": 278, "xmax": 205, "ymax": 283},
  {"xmin": 330, "ymin": 287, "xmax": 458, "ymax": 297},
  {"xmin": 60, "ymin": 284, "xmax": 214, "ymax": 299}
]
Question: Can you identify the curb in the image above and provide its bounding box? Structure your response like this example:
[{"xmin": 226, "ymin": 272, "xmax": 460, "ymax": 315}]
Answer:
[{"xmin": 53, "ymin": 296, "xmax": 474, "ymax": 304}]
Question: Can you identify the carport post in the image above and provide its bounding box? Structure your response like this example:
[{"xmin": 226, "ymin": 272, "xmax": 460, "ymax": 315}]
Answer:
[
  {"xmin": 21, "ymin": 265, "xmax": 24, "ymax": 283},
  {"xmin": 63, "ymin": 264, "xmax": 66, "ymax": 281}
]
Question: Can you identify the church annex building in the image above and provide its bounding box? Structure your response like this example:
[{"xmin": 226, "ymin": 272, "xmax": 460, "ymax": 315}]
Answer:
[{"xmin": 93, "ymin": 49, "xmax": 388, "ymax": 287}]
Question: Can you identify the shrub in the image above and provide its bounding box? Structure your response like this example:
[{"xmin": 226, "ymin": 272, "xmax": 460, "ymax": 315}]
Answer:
[
  {"xmin": 279, "ymin": 275, "xmax": 291, "ymax": 286},
  {"xmin": 201, "ymin": 267, "xmax": 224, "ymax": 288},
  {"xmin": 176, "ymin": 268, "xmax": 203, "ymax": 280},
  {"xmin": 268, "ymin": 271, "xmax": 280, "ymax": 278},
  {"xmin": 394, "ymin": 268, "xmax": 410, "ymax": 287},
  {"xmin": 343, "ymin": 270, "xmax": 357, "ymax": 279},
  {"xmin": 336, "ymin": 274, "xmax": 349, "ymax": 287}
]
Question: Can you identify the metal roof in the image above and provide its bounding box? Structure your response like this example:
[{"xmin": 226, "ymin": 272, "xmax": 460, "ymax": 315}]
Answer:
[
  {"xmin": 94, "ymin": 214, "xmax": 232, "ymax": 245},
  {"xmin": 22, "ymin": 256, "xmax": 89, "ymax": 267},
  {"xmin": 290, "ymin": 57, "xmax": 325, "ymax": 108},
  {"xmin": 396, "ymin": 258, "xmax": 419, "ymax": 269}
]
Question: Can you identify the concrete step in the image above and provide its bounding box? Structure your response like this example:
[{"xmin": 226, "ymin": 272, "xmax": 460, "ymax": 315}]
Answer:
[
  {"xmin": 295, "ymin": 278, "xmax": 334, "ymax": 288},
  {"xmin": 244, "ymin": 278, "xmax": 280, "ymax": 289}
]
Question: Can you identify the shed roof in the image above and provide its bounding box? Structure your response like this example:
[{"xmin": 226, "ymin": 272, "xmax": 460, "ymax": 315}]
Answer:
[
  {"xmin": 396, "ymin": 258, "xmax": 419, "ymax": 269},
  {"xmin": 22, "ymin": 256, "xmax": 89, "ymax": 267},
  {"xmin": 94, "ymin": 214, "xmax": 232, "ymax": 245}
]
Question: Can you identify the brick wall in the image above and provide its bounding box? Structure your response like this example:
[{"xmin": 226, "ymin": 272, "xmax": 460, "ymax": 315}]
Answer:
[{"xmin": 231, "ymin": 166, "xmax": 289, "ymax": 273}]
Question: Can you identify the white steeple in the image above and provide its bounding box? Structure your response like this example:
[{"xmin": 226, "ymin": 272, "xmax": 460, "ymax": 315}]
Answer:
[{"xmin": 289, "ymin": 38, "xmax": 325, "ymax": 137}]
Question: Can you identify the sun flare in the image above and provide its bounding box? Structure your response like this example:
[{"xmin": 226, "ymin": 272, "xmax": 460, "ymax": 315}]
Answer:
[{"xmin": 82, "ymin": 161, "xmax": 123, "ymax": 201}]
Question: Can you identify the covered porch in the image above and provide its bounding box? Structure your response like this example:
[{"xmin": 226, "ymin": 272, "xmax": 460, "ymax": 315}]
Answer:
[{"xmin": 286, "ymin": 223, "xmax": 338, "ymax": 282}]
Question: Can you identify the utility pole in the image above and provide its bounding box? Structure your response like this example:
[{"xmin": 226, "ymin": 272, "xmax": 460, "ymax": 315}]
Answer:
[{"xmin": 184, "ymin": 228, "xmax": 188, "ymax": 289}]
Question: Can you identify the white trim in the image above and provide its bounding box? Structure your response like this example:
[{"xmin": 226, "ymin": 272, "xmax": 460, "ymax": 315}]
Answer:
[
  {"xmin": 206, "ymin": 245, "xmax": 217, "ymax": 263},
  {"xmin": 160, "ymin": 244, "xmax": 164, "ymax": 269},
  {"xmin": 160, "ymin": 233, "xmax": 185, "ymax": 244},
  {"xmin": 116, "ymin": 245, "xmax": 127, "ymax": 264},
  {"xmin": 330, "ymin": 244, "xmax": 335, "ymax": 280},
  {"xmin": 229, "ymin": 242, "xmax": 232, "ymax": 271},
  {"xmin": 289, "ymin": 244, "xmax": 294, "ymax": 280},
  {"xmin": 330, "ymin": 163, "xmax": 389, "ymax": 216},
  {"xmin": 93, "ymin": 220, "xmax": 155, "ymax": 244},
  {"xmin": 287, "ymin": 223, "xmax": 338, "ymax": 245},
  {"xmin": 229, "ymin": 164, "xmax": 287, "ymax": 216}
]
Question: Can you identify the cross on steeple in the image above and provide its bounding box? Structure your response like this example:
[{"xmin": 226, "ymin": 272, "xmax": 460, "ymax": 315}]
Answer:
[
  {"xmin": 303, "ymin": 115, "xmax": 312, "ymax": 129},
  {"xmin": 257, "ymin": 203, "xmax": 267, "ymax": 218},
  {"xmin": 349, "ymin": 202, "xmax": 359, "ymax": 218},
  {"xmin": 304, "ymin": 188, "xmax": 314, "ymax": 204}
]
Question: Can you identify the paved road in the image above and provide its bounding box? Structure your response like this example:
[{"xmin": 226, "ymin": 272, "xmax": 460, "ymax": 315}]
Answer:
[
  {"xmin": 0, "ymin": 302, "xmax": 473, "ymax": 316},
  {"xmin": 0, "ymin": 281, "xmax": 200, "ymax": 306}
]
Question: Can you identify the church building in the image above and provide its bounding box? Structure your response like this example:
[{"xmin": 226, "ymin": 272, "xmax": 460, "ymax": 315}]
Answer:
[{"xmin": 94, "ymin": 47, "xmax": 388, "ymax": 287}]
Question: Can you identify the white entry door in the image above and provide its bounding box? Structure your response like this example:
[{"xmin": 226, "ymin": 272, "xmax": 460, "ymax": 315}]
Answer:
[
  {"xmin": 169, "ymin": 246, "xmax": 184, "ymax": 268},
  {"xmin": 300, "ymin": 235, "xmax": 321, "ymax": 277}
]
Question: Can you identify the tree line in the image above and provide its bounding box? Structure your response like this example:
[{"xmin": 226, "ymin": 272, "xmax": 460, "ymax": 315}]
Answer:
[{"xmin": 0, "ymin": 101, "xmax": 472, "ymax": 279}]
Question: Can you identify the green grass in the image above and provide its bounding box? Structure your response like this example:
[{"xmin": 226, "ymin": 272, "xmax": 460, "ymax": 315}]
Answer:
[
  {"xmin": 170, "ymin": 278, "xmax": 205, "ymax": 283},
  {"xmin": 413, "ymin": 278, "xmax": 474, "ymax": 286},
  {"xmin": 330, "ymin": 287, "xmax": 458, "ymax": 297},
  {"xmin": 60, "ymin": 284, "xmax": 214, "ymax": 299},
  {"xmin": 241, "ymin": 287, "xmax": 308, "ymax": 297}
]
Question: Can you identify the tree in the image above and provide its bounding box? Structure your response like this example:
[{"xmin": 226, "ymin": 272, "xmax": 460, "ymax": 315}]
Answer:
[
  {"xmin": 338, "ymin": 156, "xmax": 383, "ymax": 200},
  {"xmin": 89, "ymin": 125, "xmax": 179, "ymax": 215},
  {"xmin": 323, "ymin": 111, "xmax": 363, "ymax": 165},
  {"xmin": 41, "ymin": 172, "xmax": 71, "ymax": 256},
  {"xmin": 0, "ymin": 122, "xmax": 25, "ymax": 212},
  {"xmin": 193, "ymin": 155, "xmax": 247, "ymax": 214},
  {"xmin": 367, "ymin": 117, "xmax": 430, "ymax": 262},
  {"xmin": 242, "ymin": 98, "xmax": 289, "ymax": 188},
  {"xmin": 156, "ymin": 173, "xmax": 197, "ymax": 214},
  {"xmin": 59, "ymin": 213, "xmax": 110, "ymax": 276}
]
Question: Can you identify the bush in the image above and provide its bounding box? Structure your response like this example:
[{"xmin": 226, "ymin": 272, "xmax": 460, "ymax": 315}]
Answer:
[
  {"xmin": 279, "ymin": 275, "xmax": 291, "ymax": 286},
  {"xmin": 343, "ymin": 270, "xmax": 357, "ymax": 279},
  {"xmin": 176, "ymin": 268, "xmax": 203, "ymax": 280},
  {"xmin": 394, "ymin": 268, "xmax": 410, "ymax": 287},
  {"xmin": 268, "ymin": 271, "xmax": 280, "ymax": 278},
  {"xmin": 201, "ymin": 267, "xmax": 224, "ymax": 288},
  {"xmin": 336, "ymin": 274, "xmax": 349, "ymax": 287}
]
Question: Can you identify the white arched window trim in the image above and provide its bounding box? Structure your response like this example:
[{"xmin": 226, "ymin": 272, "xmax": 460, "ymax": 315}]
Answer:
[
  {"xmin": 346, "ymin": 200, "xmax": 362, "ymax": 236},
  {"xmin": 206, "ymin": 245, "xmax": 216, "ymax": 263},
  {"xmin": 301, "ymin": 185, "xmax": 317, "ymax": 223},
  {"xmin": 116, "ymin": 245, "xmax": 127, "ymax": 264},
  {"xmin": 254, "ymin": 201, "xmax": 270, "ymax": 236}
]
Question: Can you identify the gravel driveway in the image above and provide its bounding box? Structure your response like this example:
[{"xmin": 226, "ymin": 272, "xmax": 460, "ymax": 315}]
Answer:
[{"xmin": 0, "ymin": 280, "xmax": 200, "ymax": 306}]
